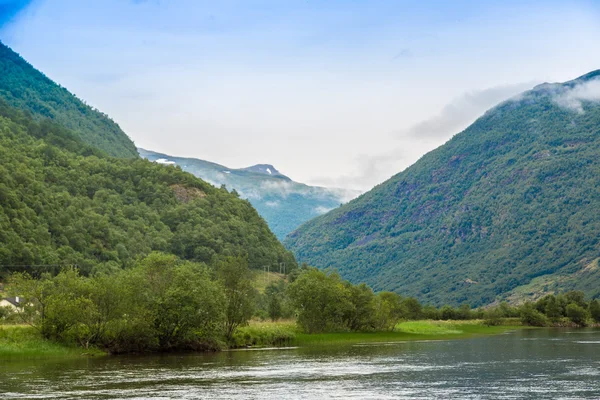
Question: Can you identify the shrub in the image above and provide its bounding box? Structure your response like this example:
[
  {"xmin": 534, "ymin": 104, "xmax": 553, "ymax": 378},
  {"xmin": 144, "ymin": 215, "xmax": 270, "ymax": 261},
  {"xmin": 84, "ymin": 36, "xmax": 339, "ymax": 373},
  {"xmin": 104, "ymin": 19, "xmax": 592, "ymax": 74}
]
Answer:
[{"xmin": 566, "ymin": 303, "xmax": 588, "ymax": 327}]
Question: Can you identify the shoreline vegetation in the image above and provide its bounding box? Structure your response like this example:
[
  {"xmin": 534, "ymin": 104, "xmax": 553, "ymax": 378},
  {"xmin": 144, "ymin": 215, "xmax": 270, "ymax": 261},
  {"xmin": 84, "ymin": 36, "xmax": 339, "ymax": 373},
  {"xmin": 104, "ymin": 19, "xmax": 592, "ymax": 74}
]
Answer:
[
  {"xmin": 1, "ymin": 255, "xmax": 599, "ymax": 360},
  {"xmin": 0, "ymin": 320, "xmax": 522, "ymax": 359}
]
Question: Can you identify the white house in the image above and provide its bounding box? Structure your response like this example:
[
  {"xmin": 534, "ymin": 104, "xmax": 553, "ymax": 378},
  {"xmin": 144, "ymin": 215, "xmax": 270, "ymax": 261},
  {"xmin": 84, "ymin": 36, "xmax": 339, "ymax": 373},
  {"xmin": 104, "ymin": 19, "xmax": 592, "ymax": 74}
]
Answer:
[{"xmin": 0, "ymin": 297, "xmax": 22, "ymax": 311}]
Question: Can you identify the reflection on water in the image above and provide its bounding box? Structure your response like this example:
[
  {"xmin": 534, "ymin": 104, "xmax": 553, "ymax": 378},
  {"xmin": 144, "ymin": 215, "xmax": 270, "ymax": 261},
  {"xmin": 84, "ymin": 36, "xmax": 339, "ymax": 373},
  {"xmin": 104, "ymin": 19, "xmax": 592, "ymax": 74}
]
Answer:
[{"xmin": 1, "ymin": 329, "xmax": 600, "ymax": 399}]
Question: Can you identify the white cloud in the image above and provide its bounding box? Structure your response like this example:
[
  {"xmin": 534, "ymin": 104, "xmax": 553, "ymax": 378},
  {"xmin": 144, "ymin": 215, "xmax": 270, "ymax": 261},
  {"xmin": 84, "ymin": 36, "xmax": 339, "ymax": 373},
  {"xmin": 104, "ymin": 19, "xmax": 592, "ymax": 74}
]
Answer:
[
  {"xmin": 403, "ymin": 82, "xmax": 537, "ymax": 139},
  {"xmin": 154, "ymin": 158, "xmax": 176, "ymax": 165},
  {"xmin": 314, "ymin": 206, "xmax": 334, "ymax": 214},
  {"xmin": 553, "ymin": 79, "xmax": 600, "ymax": 113}
]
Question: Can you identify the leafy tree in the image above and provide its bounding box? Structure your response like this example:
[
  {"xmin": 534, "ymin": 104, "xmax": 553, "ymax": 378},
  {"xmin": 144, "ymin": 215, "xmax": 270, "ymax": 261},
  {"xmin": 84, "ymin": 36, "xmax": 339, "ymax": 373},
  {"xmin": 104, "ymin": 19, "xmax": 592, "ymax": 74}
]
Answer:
[
  {"xmin": 343, "ymin": 283, "xmax": 376, "ymax": 331},
  {"xmin": 590, "ymin": 299, "xmax": 600, "ymax": 323},
  {"xmin": 520, "ymin": 303, "xmax": 549, "ymax": 327},
  {"xmin": 566, "ymin": 303, "xmax": 588, "ymax": 327},
  {"xmin": 373, "ymin": 292, "xmax": 404, "ymax": 330},
  {"xmin": 217, "ymin": 256, "xmax": 257, "ymax": 341},
  {"xmin": 440, "ymin": 305, "xmax": 457, "ymax": 320},
  {"xmin": 265, "ymin": 282, "xmax": 285, "ymax": 322},
  {"xmin": 402, "ymin": 297, "xmax": 422, "ymax": 320},
  {"xmin": 287, "ymin": 269, "xmax": 351, "ymax": 333}
]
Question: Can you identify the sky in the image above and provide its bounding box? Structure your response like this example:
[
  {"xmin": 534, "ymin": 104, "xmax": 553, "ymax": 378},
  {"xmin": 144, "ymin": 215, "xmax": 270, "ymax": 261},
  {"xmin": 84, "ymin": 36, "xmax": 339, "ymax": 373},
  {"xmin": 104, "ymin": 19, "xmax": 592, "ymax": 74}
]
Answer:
[{"xmin": 1, "ymin": 0, "xmax": 600, "ymax": 191}]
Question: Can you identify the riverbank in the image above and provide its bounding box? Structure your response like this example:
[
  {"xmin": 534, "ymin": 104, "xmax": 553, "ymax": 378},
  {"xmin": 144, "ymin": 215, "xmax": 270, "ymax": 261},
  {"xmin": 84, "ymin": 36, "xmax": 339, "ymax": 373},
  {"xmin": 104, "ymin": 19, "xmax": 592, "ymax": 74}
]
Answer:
[
  {"xmin": 0, "ymin": 325, "xmax": 105, "ymax": 359},
  {"xmin": 232, "ymin": 319, "xmax": 523, "ymax": 348},
  {"xmin": 0, "ymin": 320, "xmax": 522, "ymax": 359}
]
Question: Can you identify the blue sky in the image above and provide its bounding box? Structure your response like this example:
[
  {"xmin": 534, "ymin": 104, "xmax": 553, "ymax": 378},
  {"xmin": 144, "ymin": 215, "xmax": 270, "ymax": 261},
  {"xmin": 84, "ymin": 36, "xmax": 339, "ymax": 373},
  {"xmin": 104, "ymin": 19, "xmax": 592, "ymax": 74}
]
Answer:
[{"xmin": 2, "ymin": 0, "xmax": 600, "ymax": 190}]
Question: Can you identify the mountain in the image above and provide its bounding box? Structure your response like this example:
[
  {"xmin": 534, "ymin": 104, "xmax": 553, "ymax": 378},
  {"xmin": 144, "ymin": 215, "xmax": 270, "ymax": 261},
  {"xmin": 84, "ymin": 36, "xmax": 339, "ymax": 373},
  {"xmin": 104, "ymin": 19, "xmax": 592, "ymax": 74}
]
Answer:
[
  {"xmin": 285, "ymin": 71, "xmax": 600, "ymax": 307},
  {"xmin": 0, "ymin": 41, "xmax": 137, "ymax": 158},
  {"xmin": 241, "ymin": 164, "xmax": 286, "ymax": 177},
  {"xmin": 0, "ymin": 99, "xmax": 295, "ymax": 277},
  {"xmin": 139, "ymin": 149, "xmax": 359, "ymax": 240}
]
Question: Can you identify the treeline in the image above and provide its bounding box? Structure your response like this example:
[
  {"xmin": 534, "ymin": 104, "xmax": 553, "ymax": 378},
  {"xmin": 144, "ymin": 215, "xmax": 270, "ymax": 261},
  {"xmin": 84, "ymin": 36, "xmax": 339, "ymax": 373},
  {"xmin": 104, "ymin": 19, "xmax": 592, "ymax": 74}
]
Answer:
[
  {"xmin": 3, "ymin": 253, "xmax": 260, "ymax": 353},
  {"xmin": 3, "ymin": 259, "xmax": 599, "ymax": 354}
]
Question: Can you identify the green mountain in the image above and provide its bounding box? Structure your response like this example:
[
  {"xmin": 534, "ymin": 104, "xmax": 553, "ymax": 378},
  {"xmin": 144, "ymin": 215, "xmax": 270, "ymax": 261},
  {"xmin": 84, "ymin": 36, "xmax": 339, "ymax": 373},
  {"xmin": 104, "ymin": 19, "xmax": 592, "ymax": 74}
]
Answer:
[
  {"xmin": 285, "ymin": 71, "xmax": 600, "ymax": 307},
  {"xmin": 139, "ymin": 149, "xmax": 359, "ymax": 240},
  {"xmin": 0, "ymin": 41, "xmax": 137, "ymax": 158},
  {"xmin": 0, "ymin": 98, "xmax": 295, "ymax": 277}
]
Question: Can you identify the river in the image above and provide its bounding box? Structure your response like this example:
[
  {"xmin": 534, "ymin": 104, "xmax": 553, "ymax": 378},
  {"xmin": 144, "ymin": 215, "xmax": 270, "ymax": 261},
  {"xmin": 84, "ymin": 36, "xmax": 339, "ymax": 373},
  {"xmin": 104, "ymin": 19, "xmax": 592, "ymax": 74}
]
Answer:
[{"xmin": 1, "ymin": 328, "xmax": 599, "ymax": 399}]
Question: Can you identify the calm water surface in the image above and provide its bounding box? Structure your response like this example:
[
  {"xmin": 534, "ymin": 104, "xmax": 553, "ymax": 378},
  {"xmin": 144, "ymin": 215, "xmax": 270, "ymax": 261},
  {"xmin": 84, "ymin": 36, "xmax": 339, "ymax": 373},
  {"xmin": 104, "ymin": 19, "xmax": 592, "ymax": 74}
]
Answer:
[{"xmin": 1, "ymin": 328, "xmax": 600, "ymax": 399}]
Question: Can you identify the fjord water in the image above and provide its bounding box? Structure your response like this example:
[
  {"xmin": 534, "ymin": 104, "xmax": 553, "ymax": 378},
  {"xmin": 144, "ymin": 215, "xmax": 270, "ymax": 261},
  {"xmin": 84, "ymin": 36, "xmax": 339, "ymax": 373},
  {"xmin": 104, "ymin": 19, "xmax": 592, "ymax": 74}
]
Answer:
[{"xmin": 1, "ymin": 329, "xmax": 599, "ymax": 399}]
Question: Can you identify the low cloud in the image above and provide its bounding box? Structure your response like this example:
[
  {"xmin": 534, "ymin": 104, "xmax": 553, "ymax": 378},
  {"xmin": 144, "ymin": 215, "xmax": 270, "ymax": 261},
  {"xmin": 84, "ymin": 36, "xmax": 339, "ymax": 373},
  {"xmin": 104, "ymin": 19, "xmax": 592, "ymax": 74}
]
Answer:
[
  {"xmin": 312, "ymin": 82, "xmax": 538, "ymax": 191},
  {"xmin": 402, "ymin": 82, "xmax": 537, "ymax": 140},
  {"xmin": 314, "ymin": 205, "xmax": 334, "ymax": 214},
  {"xmin": 265, "ymin": 200, "xmax": 280, "ymax": 207},
  {"xmin": 553, "ymin": 79, "xmax": 600, "ymax": 113}
]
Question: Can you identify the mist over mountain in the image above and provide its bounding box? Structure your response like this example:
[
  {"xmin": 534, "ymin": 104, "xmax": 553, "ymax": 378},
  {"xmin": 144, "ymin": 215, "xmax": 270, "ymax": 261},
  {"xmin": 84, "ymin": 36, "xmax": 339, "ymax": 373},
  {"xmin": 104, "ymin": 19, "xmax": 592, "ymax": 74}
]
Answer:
[
  {"xmin": 286, "ymin": 71, "xmax": 600, "ymax": 306},
  {"xmin": 139, "ymin": 149, "xmax": 360, "ymax": 240}
]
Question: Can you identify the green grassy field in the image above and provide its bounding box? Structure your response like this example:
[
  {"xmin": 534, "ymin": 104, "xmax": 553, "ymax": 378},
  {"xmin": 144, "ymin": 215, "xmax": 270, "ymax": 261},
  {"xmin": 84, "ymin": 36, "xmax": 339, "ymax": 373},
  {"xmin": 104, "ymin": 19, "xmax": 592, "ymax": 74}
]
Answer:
[
  {"xmin": 233, "ymin": 319, "xmax": 521, "ymax": 348},
  {"xmin": 0, "ymin": 325, "xmax": 105, "ymax": 359}
]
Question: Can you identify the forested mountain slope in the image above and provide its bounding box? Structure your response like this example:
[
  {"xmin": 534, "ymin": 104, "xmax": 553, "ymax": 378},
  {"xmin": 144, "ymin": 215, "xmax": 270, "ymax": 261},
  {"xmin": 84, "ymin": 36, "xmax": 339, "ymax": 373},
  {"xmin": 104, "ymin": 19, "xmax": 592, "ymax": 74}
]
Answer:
[
  {"xmin": 0, "ymin": 100, "xmax": 295, "ymax": 277},
  {"xmin": 0, "ymin": 42, "xmax": 137, "ymax": 158},
  {"xmin": 139, "ymin": 149, "xmax": 359, "ymax": 240},
  {"xmin": 286, "ymin": 71, "xmax": 600, "ymax": 306}
]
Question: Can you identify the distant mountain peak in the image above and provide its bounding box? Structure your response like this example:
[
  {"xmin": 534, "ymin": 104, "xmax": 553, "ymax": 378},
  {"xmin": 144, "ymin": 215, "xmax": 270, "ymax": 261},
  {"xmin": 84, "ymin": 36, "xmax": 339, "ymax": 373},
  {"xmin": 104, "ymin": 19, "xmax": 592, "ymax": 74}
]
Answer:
[{"xmin": 242, "ymin": 164, "xmax": 286, "ymax": 178}]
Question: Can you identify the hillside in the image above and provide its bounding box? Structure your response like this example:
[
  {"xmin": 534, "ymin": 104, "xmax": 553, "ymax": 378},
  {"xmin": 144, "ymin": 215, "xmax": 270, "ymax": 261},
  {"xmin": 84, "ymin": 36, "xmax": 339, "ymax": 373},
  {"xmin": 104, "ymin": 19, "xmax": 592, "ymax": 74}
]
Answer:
[
  {"xmin": 0, "ymin": 99, "xmax": 295, "ymax": 278},
  {"xmin": 285, "ymin": 71, "xmax": 600, "ymax": 307},
  {"xmin": 139, "ymin": 149, "xmax": 359, "ymax": 240},
  {"xmin": 0, "ymin": 42, "xmax": 137, "ymax": 158}
]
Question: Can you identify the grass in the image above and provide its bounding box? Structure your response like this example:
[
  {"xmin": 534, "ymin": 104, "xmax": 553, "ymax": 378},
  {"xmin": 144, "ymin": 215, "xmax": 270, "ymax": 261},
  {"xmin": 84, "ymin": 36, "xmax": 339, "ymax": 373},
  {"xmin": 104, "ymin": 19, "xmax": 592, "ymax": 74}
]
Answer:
[
  {"xmin": 0, "ymin": 325, "xmax": 105, "ymax": 359},
  {"xmin": 251, "ymin": 270, "xmax": 287, "ymax": 293},
  {"xmin": 232, "ymin": 319, "xmax": 521, "ymax": 348},
  {"xmin": 232, "ymin": 320, "xmax": 297, "ymax": 348}
]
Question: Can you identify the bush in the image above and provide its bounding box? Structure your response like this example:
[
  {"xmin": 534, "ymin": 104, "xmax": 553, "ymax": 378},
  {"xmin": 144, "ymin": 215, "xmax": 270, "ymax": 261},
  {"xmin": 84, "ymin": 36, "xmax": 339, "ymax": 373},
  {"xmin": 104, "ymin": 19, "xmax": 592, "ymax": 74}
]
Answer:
[
  {"xmin": 566, "ymin": 303, "xmax": 588, "ymax": 327},
  {"xmin": 520, "ymin": 304, "xmax": 549, "ymax": 327},
  {"xmin": 589, "ymin": 300, "xmax": 600, "ymax": 323}
]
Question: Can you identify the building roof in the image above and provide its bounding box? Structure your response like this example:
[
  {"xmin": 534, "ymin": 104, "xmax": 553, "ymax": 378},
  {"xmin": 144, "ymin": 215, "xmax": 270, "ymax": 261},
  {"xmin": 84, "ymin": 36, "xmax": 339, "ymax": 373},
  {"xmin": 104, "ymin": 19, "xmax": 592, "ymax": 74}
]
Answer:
[{"xmin": 1, "ymin": 297, "xmax": 22, "ymax": 307}]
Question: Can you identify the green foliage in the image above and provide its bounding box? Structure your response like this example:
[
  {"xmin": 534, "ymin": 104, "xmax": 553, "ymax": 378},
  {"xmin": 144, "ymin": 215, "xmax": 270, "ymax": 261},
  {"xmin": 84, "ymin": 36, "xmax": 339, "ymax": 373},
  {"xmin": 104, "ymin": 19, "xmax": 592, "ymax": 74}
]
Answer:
[
  {"xmin": 373, "ymin": 292, "xmax": 404, "ymax": 331},
  {"xmin": 287, "ymin": 269, "xmax": 353, "ymax": 333},
  {"xmin": 8, "ymin": 253, "xmax": 227, "ymax": 353},
  {"xmin": 0, "ymin": 42, "xmax": 137, "ymax": 158},
  {"xmin": 286, "ymin": 71, "xmax": 600, "ymax": 306},
  {"xmin": 231, "ymin": 321, "xmax": 296, "ymax": 348},
  {"xmin": 218, "ymin": 256, "xmax": 257, "ymax": 341},
  {"xmin": 0, "ymin": 101, "xmax": 295, "ymax": 277},
  {"xmin": 0, "ymin": 325, "xmax": 103, "ymax": 358},
  {"xmin": 590, "ymin": 299, "xmax": 600, "ymax": 323},
  {"xmin": 264, "ymin": 282, "xmax": 286, "ymax": 321},
  {"xmin": 565, "ymin": 303, "xmax": 588, "ymax": 327},
  {"xmin": 520, "ymin": 303, "xmax": 549, "ymax": 327}
]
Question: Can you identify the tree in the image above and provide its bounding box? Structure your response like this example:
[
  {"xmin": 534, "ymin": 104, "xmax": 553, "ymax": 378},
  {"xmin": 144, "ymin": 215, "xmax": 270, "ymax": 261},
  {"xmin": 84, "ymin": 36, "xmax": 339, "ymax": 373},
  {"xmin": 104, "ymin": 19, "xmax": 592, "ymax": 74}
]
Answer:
[
  {"xmin": 565, "ymin": 291, "xmax": 587, "ymax": 308},
  {"xmin": 402, "ymin": 297, "xmax": 422, "ymax": 320},
  {"xmin": 590, "ymin": 299, "xmax": 600, "ymax": 323},
  {"xmin": 343, "ymin": 283, "xmax": 376, "ymax": 331},
  {"xmin": 265, "ymin": 282, "xmax": 285, "ymax": 322},
  {"xmin": 457, "ymin": 303, "xmax": 472, "ymax": 320},
  {"xmin": 440, "ymin": 305, "xmax": 457, "ymax": 320},
  {"xmin": 520, "ymin": 303, "xmax": 549, "ymax": 327},
  {"xmin": 287, "ymin": 269, "xmax": 351, "ymax": 333},
  {"xmin": 566, "ymin": 303, "xmax": 588, "ymax": 327},
  {"xmin": 217, "ymin": 256, "xmax": 257, "ymax": 341},
  {"xmin": 374, "ymin": 292, "xmax": 404, "ymax": 330},
  {"xmin": 542, "ymin": 295, "xmax": 562, "ymax": 321}
]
